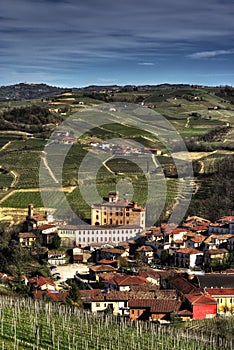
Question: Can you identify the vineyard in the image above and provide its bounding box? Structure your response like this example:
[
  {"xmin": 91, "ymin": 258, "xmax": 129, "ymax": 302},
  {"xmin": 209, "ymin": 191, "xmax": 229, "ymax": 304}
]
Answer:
[{"xmin": 0, "ymin": 296, "xmax": 234, "ymax": 350}]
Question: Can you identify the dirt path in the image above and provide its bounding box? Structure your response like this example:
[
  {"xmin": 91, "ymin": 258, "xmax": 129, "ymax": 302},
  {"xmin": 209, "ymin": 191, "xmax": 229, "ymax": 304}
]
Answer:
[
  {"xmin": 103, "ymin": 155, "xmax": 115, "ymax": 175},
  {"xmin": 0, "ymin": 140, "xmax": 12, "ymax": 152},
  {"xmin": 185, "ymin": 116, "xmax": 191, "ymax": 128},
  {"xmin": 41, "ymin": 151, "xmax": 59, "ymax": 184}
]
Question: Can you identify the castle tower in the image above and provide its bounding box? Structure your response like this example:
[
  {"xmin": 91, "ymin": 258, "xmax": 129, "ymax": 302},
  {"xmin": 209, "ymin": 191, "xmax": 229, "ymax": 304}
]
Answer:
[
  {"xmin": 28, "ymin": 203, "xmax": 34, "ymax": 219},
  {"xmin": 108, "ymin": 191, "xmax": 119, "ymax": 203}
]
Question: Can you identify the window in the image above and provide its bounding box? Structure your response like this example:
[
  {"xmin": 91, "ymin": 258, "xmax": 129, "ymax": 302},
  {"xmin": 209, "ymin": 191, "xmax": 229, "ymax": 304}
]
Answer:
[
  {"xmin": 96, "ymin": 303, "xmax": 100, "ymax": 307},
  {"xmin": 126, "ymin": 213, "xmax": 129, "ymax": 217},
  {"xmin": 96, "ymin": 215, "xmax": 99, "ymax": 220}
]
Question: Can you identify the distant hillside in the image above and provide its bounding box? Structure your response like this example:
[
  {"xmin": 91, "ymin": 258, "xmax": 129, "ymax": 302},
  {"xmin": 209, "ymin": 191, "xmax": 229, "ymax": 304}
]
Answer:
[{"xmin": 0, "ymin": 83, "xmax": 68, "ymax": 101}]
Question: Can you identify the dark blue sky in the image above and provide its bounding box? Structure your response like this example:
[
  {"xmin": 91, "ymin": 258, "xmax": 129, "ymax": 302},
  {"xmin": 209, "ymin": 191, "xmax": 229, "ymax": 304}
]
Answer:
[{"xmin": 1, "ymin": 0, "xmax": 234, "ymax": 87}]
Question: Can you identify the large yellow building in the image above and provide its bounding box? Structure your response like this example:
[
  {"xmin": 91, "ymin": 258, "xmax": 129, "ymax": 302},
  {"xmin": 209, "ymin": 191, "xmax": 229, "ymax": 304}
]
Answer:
[{"xmin": 91, "ymin": 191, "xmax": 145, "ymax": 229}]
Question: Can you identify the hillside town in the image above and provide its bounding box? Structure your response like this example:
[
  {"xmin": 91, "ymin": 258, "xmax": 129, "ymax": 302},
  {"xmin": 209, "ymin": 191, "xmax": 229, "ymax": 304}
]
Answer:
[{"xmin": 2, "ymin": 191, "xmax": 234, "ymax": 323}]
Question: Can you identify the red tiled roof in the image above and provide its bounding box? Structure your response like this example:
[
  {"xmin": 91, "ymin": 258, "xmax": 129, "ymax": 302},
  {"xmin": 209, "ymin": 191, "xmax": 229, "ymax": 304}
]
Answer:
[
  {"xmin": 32, "ymin": 290, "xmax": 69, "ymax": 301},
  {"xmin": 185, "ymin": 292, "xmax": 217, "ymax": 305},
  {"xmin": 97, "ymin": 259, "xmax": 117, "ymax": 265},
  {"xmin": 29, "ymin": 276, "xmax": 56, "ymax": 287},
  {"xmin": 128, "ymin": 299, "xmax": 181, "ymax": 313},
  {"xmin": 37, "ymin": 224, "xmax": 57, "ymax": 231},
  {"xmin": 206, "ymin": 288, "xmax": 234, "ymax": 296},
  {"xmin": 89, "ymin": 264, "xmax": 116, "ymax": 273},
  {"xmin": 136, "ymin": 245, "xmax": 154, "ymax": 252},
  {"xmin": 176, "ymin": 248, "xmax": 202, "ymax": 255},
  {"xmin": 205, "ymin": 249, "xmax": 228, "ymax": 255},
  {"xmin": 115, "ymin": 275, "xmax": 147, "ymax": 286},
  {"xmin": 19, "ymin": 232, "xmax": 36, "ymax": 238},
  {"xmin": 172, "ymin": 228, "xmax": 188, "ymax": 235}
]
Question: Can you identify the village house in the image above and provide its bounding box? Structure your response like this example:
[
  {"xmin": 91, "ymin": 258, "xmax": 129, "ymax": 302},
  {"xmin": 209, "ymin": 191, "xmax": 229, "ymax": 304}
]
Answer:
[
  {"xmin": 128, "ymin": 299, "xmax": 182, "ymax": 322},
  {"xmin": 174, "ymin": 248, "xmax": 203, "ymax": 269},
  {"xmin": 89, "ymin": 264, "xmax": 117, "ymax": 282},
  {"xmin": 183, "ymin": 292, "xmax": 217, "ymax": 320},
  {"xmin": 185, "ymin": 234, "xmax": 206, "ymax": 249},
  {"xmin": 205, "ymin": 288, "xmax": 234, "ymax": 315},
  {"xmin": 28, "ymin": 276, "xmax": 57, "ymax": 291},
  {"xmin": 136, "ymin": 245, "xmax": 154, "ymax": 264},
  {"xmin": 203, "ymin": 248, "xmax": 229, "ymax": 267},
  {"xmin": 19, "ymin": 232, "xmax": 36, "ymax": 247},
  {"xmin": 114, "ymin": 275, "xmax": 148, "ymax": 291}
]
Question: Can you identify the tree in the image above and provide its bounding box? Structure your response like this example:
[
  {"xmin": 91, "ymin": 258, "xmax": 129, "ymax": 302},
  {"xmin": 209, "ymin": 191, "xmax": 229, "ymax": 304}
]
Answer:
[{"xmin": 50, "ymin": 234, "xmax": 61, "ymax": 250}]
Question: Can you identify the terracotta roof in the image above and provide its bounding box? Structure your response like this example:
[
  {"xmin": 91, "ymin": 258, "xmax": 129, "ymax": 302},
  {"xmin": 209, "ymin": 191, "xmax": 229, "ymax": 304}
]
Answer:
[
  {"xmin": 178, "ymin": 309, "xmax": 193, "ymax": 316},
  {"xmin": 210, "ymin": 234, "xmax": 233, "ymax": 240},
  {"xmin": 136, "ymin": 245, "xmax": 154, "ymax": 252},
  {"xmin": 32, "ymin": 290, "xmax": 69, "ymax": 301},
  {"xmin": 174, "ymin": 240, "xmax": 184, "ymax": 244},
  {"xmin": 185, "ymin": 292, "xmax": 217, "ymax": 305},
  {"xmin": 138, "ymin": 269, "xmax": 160, "ymax": 279},
  {"xmin": 115, "ymin": 275, "xmax": 147, "ymax": 286},
  {"xmin": 190, "ymin": 235, "xmax": 206, "ymax": 243},
  {"xmin": 80, "ymin": 289, "xmax": 102, "ymax": 301},
  {"xmin": 100, "ymin": 248, "xmax": 125, "ymax": 254},
  {"xmin": 169, "ymin": 275, "xmax": 200, "ymax": 295},
  {"xmin": 176, "ymin": 248, "xmax": 202, "ymax": 255},
  {"xmin": 172, "ymin": 228, "xmax": 188, "ymax": 235},
  {"xmin": 19, "ymin": 232, "xmax": 36, "ymax": 238},
  {"xmin": 89, "ymin": 264, "xmax": 116, "ymax": 273},
  {"xmin": 206, "ymin": 288, "xmax": 234, "ymax": 296},
  {"xmin": 97, "ymin": 259, "xmax": 117, "ymax": 265},
  {"xmin": 37, "ymin": 224, "xmax": 57, "ymax": 231},
  {"xmin": 189, "ymin": 226, "xmax": 209, "ymax": 232},
  {"xmin": 29, "ymin": 276, "xmax": 56, "ymax": 287},
  {"xmin": 205, "ymin": 249, "xmax": 228, "ymax": 255},
  {"xmin": 128, "ymin": 299, "xmax": 181, "ymax": 313}
]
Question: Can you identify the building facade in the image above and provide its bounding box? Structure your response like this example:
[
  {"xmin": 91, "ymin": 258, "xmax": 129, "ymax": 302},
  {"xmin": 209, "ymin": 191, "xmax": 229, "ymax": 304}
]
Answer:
[{"xmin": 91, "ymin": 191, "xmax": 145, "ymax": 229}]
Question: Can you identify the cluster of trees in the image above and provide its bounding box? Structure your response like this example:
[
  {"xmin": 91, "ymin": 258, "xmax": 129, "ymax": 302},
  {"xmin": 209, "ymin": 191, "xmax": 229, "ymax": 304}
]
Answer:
[
  {"xmin": 188, "ymin": 156, "xmax": 234, "ymax": 221},
  {"xmin": 0, "ymin": 106, "xmax": 63, "ymax": 134}
]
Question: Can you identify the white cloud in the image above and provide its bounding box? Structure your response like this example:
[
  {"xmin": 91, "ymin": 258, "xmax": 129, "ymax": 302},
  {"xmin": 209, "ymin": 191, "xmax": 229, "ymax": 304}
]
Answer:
[
  {"xmin": 188, "ymin": 49, "xmax": 234, "ymax": 59},
  {"xmin": 138, "ymin": 62, "xmax": 155, "ymax": 66}
]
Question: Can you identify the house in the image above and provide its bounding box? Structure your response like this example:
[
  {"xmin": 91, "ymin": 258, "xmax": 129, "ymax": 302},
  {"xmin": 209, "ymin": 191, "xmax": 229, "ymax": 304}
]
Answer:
[
  {"xmin": 169, "ymin": 228, "xmax": 188, "ymax": 244},
  {"xmin": 47, "ymin": 251, "xmax": 67, "ymax": 265},
  {"xmin": 24, "ymin": 204, "xmax": 51, "ymax": 231},
  {"xmin": 204, "ymin": 248, "xmax": 228, "ymax": 267},
  {"xmin": 174, "ymin": 248, "xmax": 203, "ymax": 269},
  {"xmin": 114, "ymin": 275, "xmax": 148, "ymax": 291},
  {"xmin": 205, "ymin": 288, "xmax": 234, "ymax": 315},
  {"xmin": 184, "ymin": 292, "xmax": 217, "ymax": 320},
  {"xmin": 37, "ymin": 223, "xmax": 58, "ymax": 245},
  {"xmin": 28, "ymin": 276, "xmax": 56, "ymax": 291},
  {"xmin": 72, "ymin": 247, "xmax": 91, "ymax": 263},
  {"xmin": 138, "ymin": 269, "xmax": 161, "ymax": 287},
  {"xmin": 204, "ymin": 234, "xmax": 233, "ymax": 250},
  {"xmin": 19, "ymin": 232, "xmax": 36, "ymax": 247},
  {"xmin": 89, "ymin": 264, "xmax": 117, "ymax": 281},
  {"xmin": 128, "ymin": 299, "xmax": 182, "ymax": 322},
  {"xmin": 185, "ymin": 234, "xmax": 206, "ymax": 249},
  {"xmin": 136, "ymin": 245, "xmax": 154, "ymax": 264},
  {"xmin": 32, "ymin": 290, "xmax": 69, "ymax": 302}
]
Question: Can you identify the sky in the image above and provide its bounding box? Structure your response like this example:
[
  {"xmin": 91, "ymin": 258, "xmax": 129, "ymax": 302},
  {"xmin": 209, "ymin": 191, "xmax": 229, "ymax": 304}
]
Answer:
[{"xmin": 1, "ymin": 0, "xmax": 234, "ymax": 87}]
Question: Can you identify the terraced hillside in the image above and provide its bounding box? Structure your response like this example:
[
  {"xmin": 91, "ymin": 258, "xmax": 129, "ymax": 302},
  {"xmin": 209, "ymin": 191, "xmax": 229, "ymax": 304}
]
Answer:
[{"xmin": 1, "ymin": 84, "xmax": 234, "ymax": 224}]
